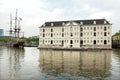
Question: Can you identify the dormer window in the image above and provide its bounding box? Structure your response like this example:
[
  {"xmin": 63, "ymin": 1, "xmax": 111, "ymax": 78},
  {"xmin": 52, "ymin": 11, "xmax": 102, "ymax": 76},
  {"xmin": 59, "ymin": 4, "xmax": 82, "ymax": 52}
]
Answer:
[
  {"xmin": 51, "ymin": 23, "xmax": 54, "ymax": 26},
  {"xmin": 43, "ymin": 23, "xmax": 46, "ymax": 27},
  {"xmin": 62, "ymin": 22, "xmax": 65, "ymax": 26},
  {"xmin": 104, "ymin": 20, "xmax": 107, "ymax": 24},
  {"xmin": 93, "ymin": 21, "xmax": 96, "ymax": 24},
  {"xmin": 80, "ymin": 21, "xmax": 83, "ymax": 25}
]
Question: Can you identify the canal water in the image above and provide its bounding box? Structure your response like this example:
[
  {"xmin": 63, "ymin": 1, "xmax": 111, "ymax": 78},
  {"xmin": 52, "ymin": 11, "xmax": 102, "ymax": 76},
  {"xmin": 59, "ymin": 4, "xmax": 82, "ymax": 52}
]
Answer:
[{"xmin": 0, "ymin": 46, "xmax": 120, "ymax": 80}]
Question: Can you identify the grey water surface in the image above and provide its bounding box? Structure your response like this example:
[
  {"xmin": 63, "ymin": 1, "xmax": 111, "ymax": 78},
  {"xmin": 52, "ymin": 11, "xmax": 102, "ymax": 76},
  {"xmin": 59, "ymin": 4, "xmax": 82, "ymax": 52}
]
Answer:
[{"xmin": 0, "ymin": 46, "xmax": 120, "ymax": 80}]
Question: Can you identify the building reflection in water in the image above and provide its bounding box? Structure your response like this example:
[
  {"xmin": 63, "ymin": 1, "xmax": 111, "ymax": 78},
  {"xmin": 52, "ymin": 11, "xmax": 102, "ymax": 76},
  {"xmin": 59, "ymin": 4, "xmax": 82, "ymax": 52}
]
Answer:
[
  {"xmin": 39, "ymin": 50, "xmax": 111, "ymax": 78},
  {"xmin": 7, "ymin": 47, "xmax": 25, "ymax": 79},
  {"xmin": 113, "ymin": 49, "xmax": 120, "ymax": 61}
]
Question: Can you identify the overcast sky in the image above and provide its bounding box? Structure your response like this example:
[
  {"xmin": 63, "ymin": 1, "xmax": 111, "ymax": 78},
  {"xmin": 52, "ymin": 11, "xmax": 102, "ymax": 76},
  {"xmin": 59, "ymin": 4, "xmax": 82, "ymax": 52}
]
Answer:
[{"xmin": 0, "ymin": 0, "xmax": 120, "ymax": 37}]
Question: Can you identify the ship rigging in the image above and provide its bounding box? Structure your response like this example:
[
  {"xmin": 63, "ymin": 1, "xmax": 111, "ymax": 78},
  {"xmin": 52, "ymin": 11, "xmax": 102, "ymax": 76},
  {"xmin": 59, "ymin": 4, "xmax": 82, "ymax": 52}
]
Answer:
[{"xmin": 8, "ymin": 9, "xmax": 24, "ymax": 48}]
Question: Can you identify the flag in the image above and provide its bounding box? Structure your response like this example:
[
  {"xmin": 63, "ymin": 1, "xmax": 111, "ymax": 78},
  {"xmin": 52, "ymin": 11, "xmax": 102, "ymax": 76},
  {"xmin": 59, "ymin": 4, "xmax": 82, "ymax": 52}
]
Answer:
[{"xmin": 19, "ymin": 17, "xmax": 22, "ymax": 20}]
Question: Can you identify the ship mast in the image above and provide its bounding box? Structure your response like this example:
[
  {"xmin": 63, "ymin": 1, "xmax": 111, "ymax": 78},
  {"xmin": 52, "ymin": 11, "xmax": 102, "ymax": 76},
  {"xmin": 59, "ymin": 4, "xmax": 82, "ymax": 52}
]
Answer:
[
  {"xmin": 18, "ymin": 17, "xmax": 22, "ymax": 38},
  {"xmin": 14, "ymin": 9, "xmax": 18, "ymax": 38},
  {"xmin": 9, "ymin": 13, "xmax": 13, "ymax": 40},
  {"xmin": 9, "ymin": 9, "xmax": 22, "ymax": 39}
]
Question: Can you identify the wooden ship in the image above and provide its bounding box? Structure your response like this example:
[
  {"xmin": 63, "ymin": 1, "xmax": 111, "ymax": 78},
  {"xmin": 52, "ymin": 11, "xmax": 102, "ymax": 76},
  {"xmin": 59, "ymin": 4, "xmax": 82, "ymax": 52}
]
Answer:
[{"xmin": 7, "ymin": 9, "xmax": 25, "ymax": 48}]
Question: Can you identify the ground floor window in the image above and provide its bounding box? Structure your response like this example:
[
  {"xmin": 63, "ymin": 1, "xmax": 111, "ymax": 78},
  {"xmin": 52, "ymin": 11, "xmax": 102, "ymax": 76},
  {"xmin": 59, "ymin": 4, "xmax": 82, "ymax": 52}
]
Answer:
[
  {"xmin": 80, "ymin": 40, "xmax": 83, "ymax": 45},
  {"xmin": 62, "ymin": 40, "xmax": 64, "ymax": 46},
  {"xmin": 70, "ymin": 40, "xmax": 73, "ymax": 44},
  {"xmin": 93, "ymin": 40, "xmax": 96, "ymax": 44},
  {"xmin": 51, "ymin": 40, "xmax": 53, "ymax": 44},
  {"xmin": 104, "ymin": 40, "xmax": 107, "ymax": 44}
]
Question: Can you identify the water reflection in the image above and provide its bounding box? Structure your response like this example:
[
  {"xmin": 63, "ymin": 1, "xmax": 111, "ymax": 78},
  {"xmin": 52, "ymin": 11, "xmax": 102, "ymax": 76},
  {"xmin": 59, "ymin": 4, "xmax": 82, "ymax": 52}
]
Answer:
[
  {"xmin": 6, "ymin": 47, "xmax": 25, "ymax": 79},
  {"xmin": 113, "ymin": 49, "xmax": 120, "ymax": 61},
  {"xmin": 39, "ymin": 50, "xmax": 112, "ymax": 79}
]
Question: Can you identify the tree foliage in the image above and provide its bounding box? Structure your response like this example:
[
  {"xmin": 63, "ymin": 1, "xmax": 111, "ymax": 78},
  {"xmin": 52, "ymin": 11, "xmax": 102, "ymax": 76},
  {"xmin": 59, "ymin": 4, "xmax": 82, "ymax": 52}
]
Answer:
[
  {"xmin": 25, "ymin": 37, "xmax": 39, "ymax": 42},
  {"xmin": 0, "ymin": 38, "xmax": 9, "ymax": 42},
  {"xmin": 113, "ymin": 30, "xmax": 120, "ymax": 36}
]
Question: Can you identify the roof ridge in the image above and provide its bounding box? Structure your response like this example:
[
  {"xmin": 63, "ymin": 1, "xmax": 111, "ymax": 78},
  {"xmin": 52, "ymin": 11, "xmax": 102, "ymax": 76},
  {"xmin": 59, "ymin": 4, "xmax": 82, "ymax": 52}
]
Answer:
[{"xmin": 45, "ymin": 18, "xmax": 106, "ymax": 23}]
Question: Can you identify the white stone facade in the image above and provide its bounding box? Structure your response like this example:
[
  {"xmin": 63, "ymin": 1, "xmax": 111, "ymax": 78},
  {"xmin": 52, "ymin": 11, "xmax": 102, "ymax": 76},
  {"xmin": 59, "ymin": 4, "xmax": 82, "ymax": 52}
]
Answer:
[{"xmin": 39, "ymin": 19, "xmax": 112, "ymax": 49}]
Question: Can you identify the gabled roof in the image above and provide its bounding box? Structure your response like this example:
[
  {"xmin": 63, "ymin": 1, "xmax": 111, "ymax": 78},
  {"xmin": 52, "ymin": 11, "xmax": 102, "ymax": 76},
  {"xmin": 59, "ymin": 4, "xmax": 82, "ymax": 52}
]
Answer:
[{"xmin": 41, "ymin": 19, "xmax": 111, "ymax": 27}]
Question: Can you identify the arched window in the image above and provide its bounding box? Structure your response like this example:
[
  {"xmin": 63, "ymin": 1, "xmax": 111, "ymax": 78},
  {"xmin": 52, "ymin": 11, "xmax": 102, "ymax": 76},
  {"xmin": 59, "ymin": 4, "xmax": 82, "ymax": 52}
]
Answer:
[
  {"xmin": 51, "ymin": 40, "xmax": 53, "ymax": 44},
  {"xmin": 94, "ymin": 27, "xmax": 96, "ymax": 31},
  {"xmin": 94, "ymin": 32, "xmax": 96, "ymax": 36},
  {"xmin": 93, "ymin": 40, "xmax": 96, "ymax": 44},
  {"xmin": 104, "ymin": 40, "xmax": 107, "ymax": 44},
  {"xmin": 51, "ymin": 28, "xmax": 53, "ymax": 32},
  {"xmin": 80, "ymin": 40, "xmax": 83, "ymax": 45},
  {"xmin": 104, "ymin": 26, "xmax": 107, "ymax": 31},
  {"xmin": 70, "ymin": 40, "xmax": 73, "ymax": 44}
]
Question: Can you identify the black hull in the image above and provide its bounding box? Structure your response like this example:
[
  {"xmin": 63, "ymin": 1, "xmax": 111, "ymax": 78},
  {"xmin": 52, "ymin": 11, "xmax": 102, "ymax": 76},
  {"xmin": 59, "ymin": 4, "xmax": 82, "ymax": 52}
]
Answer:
[{"xmin": 13, "ymin": 42, "xmax": 24, "ymax": 48}]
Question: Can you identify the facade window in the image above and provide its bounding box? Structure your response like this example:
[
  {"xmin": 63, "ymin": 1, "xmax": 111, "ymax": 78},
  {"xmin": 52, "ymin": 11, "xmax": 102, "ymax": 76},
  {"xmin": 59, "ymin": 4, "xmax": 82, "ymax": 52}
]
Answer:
[
  {"xmin": 70, "ymin": 40, "xmax": 73, "ymax": 44},
  {"xmin": 97, "ymin": 40, "xmax": 99, "ymax": 43},
  {"xmin": 94, "ymin": 32, "xmax": 96, "ymax": 36},
  {"xmin": 84, "ymin": 33, "xmax": 86, "ymax": 35},
  {"xmin": 91, "ymin": 40, "xmax": 92, "ymax": 43},
  {"xmin": 84, "ymin": 27, "xmax": 86, "ymax": 30},
  {"xmin": 43, "ymin": 40, "xmax": 44, "ymax": 44},
  {"xmin": 104, "ymin": 40, "xmax": 107, "ymax": 44},
  {"xmin": 62, "ymin": 28, "xmax": 64, "ymax": 32},
  {"xmin": 62, "ymin": 40, "xmax": 64, "ymax": 46},
  {"xmin": 87, "ymin": 27, "xmax": 89, "ymax": 30},
  {"xmin": 87, "ymin": 32, "xmax": 89, "ymax": 35},
  {"xmin": 80, "ymin": 27, "xmax": 83, "ymax": 31},
  {"xmin": 51, "ymin": 40, "xmax": 53, "ymax": 44},
  {"xmin": 97, "ymin": 27, "xmax": 99, "ymax": 29},
  {"xmin": 70, "ymin": 33, "xmax": 73, "ymax": 37},
  {"xmin": 62, "ymin": 33, "xmax": 64, "ymax": 37},
  {"xmin": 80, "ymin": 33, "xmax": 83, "ymax": 37},
  {"xmin": 43, "ymin": 34, "xmax": 45, "ymax": 37},
  {"xmin": 80, "ymin": 40, "xmax": 83, "ymax": 45},
  {"xmin": 75, "ymin": 40, "xmax": 76, "ymax": 43},
  {"xmin": 84, "ymin": 40, "xmax": 86, "ymax": 43},
  {"xmin": 94, "ymin": 27, "xmax": 96, "ymax": 31},
  {"xmin": 51, "ymin": 29, "xmax": 53, "ymax": 32},
  {"xmin": 70, "ymin": 26, "xmax": 73, "ymax": 31},
  {"xmin": 91, "ymin": 27, "xmax": 92, "ymax": 30},
  {"xmin": 104, "ymin": 26, "xmax": 107, "ymax": 31},
  {"xmin": 104, "ymin": 32, "xmax": 107, "ymax": 36},
  {"xmin": 93, "ymin": 40, "xmax": 96, "ymax": 44},
  {"xmin": 43, "ymin": 29, "xmax": 45, "ymax": 32},
  {"xmin": 87, "ymin": 40, "xmax": 89, "ymax": 43},
  {"xmin": 51, "ymin": 33, "xmax": 53, "ymax": 37}
]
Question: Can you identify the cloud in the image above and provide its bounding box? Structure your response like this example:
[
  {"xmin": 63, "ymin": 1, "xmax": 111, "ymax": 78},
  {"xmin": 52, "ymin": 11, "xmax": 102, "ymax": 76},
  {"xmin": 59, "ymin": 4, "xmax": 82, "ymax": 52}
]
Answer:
[
  {"xmin": 90, "ymin": 11, "xmax": 113, "ymax": 19},
  {"xmin": 0, "ymin": 0, "xmax": 120, "ymax": 36},
  {"xmin": 0, "ymin": 0, "xmax": 65, "ymax": 37}
]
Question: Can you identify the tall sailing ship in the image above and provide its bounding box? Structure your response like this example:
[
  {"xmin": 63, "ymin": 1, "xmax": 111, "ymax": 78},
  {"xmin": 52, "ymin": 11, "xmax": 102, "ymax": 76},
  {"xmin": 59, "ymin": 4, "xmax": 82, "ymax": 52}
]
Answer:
[{"xmin": 7, "ymin": 9, "xmax": 25, "ymax": 48}]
